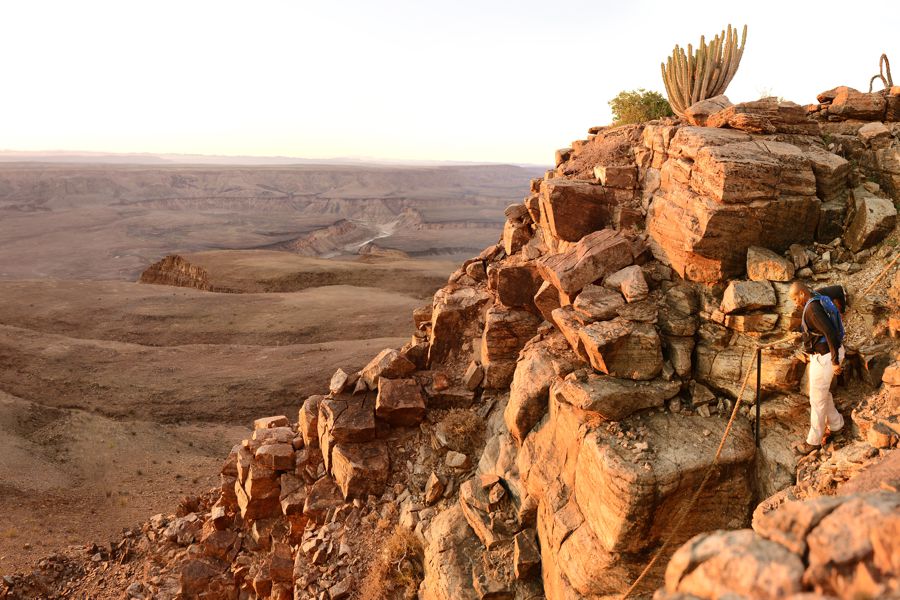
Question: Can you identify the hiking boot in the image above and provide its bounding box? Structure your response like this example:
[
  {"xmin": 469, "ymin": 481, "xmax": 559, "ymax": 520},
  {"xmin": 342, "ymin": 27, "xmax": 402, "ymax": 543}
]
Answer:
[
  {"xmin": 792, "ymin": 441, "xmax": 820, "ymax": 456},
  {"xmin": 824, "ymin": 426, "xmax": 847, "ymax": 444}
]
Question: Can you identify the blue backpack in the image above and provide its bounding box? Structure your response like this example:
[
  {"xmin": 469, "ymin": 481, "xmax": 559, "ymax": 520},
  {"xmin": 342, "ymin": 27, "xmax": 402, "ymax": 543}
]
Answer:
[{"xmin": 800, "ymin": 293, "xmax": 844, "ymax": 351}]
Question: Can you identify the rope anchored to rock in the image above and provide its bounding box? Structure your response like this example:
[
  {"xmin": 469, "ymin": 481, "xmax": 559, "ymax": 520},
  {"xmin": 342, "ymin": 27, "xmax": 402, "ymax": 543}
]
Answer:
[{"xmin": 620, "ymin": 333, "xmax": 798, "ymax": 599}]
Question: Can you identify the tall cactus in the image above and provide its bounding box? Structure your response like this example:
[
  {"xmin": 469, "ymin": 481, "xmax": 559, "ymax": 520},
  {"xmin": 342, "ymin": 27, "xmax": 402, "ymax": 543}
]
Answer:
[{"xmin": 661, "ymin": 24, "xmax": 748, "ymax": 117}]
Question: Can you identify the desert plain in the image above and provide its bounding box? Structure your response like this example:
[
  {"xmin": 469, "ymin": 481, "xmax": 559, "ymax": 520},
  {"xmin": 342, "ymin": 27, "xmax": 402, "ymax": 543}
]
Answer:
[{"xmin": 0, "ymin": 161, "xmax": 542, "ymax": 573}]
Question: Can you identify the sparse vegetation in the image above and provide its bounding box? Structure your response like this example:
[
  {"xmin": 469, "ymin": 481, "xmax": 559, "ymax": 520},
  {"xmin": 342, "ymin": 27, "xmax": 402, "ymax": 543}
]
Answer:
[
  {"xmin": 358, "ymin": 527, "xmax": 424, "ymax": 600},
  {"xmin": 438, "ymin": 408, "xmax": 485, "ymax": 455},
  {"xmin": 661, "ymin": 24, "xmax": 747, "ymax": 116},
  {"xmin": 608, "ymin": 89, "xmax": 673, "ymax": 124}
]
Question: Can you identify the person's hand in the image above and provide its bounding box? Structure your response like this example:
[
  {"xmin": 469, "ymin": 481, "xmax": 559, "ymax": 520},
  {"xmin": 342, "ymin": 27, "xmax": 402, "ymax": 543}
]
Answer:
[{"xmin": 833, "ymin": 363, "xmax": 843, "ymax": 376}]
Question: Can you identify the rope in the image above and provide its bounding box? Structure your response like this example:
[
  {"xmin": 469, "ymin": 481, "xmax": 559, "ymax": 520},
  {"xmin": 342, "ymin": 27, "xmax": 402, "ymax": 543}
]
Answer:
[
  {"xmin": 621, "ymin": 344, "xmax": 759, "ymax": 599},
  {"xmin": 860, "ymin": 249, "xmax": 900, "ymax": 298}
]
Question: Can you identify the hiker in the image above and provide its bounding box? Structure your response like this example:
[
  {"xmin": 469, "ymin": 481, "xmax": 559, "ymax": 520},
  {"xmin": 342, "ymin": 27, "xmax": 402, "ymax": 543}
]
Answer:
[{"xmin": 788, "ymin": 282, "xmax": 849, "ymax": 455}]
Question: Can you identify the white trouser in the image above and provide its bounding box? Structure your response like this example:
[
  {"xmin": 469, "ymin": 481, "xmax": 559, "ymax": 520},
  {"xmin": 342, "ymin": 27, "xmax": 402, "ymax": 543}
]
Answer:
[{"xmin": 807, "ymin": 347, "xmax": 845, "ymax": 446}]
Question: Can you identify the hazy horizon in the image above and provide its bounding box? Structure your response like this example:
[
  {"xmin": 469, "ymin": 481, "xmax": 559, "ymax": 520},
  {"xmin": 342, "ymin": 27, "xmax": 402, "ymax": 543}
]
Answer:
[{"xmin": 2, "ymin": 0, "xmax": 896, "ymax": 164}]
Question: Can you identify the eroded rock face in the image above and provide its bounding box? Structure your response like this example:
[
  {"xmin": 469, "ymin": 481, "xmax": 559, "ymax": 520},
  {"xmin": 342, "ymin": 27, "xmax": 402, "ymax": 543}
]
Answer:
[{"xmin": 645, "ymin": 133, "xmax": 823, "ymax": 282}]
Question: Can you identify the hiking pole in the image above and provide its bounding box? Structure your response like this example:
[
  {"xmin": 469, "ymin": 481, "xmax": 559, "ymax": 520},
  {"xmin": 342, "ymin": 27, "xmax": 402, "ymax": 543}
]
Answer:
[{"xmin": 755, "ymin": 347, "xmax": 762, "ymax": 447}]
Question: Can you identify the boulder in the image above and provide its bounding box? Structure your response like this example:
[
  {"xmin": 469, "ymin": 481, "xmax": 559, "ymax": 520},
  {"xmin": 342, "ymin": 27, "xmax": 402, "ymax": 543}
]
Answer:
[
  {"xmin": 495, "ymin": 263, "xmax": 544, "ymax": 311},
  {"xmin": 694, "ymin": 340, "xmax": 804, "ymax": 401},
  {"xmin": 236, "ymin": 465, "xmax": 281, "ymax": 521},
  {"xmin": 514, "ymin": 529, "xmax": 541, "ymax": 580},
  {"xmin": 553, "ymin": 373, "xmax": 680, "ymax": 421},
  {"xmin": 329, "ymin": 369, "xmax": 350, "ymax": 395},
  {"xmin": 462, "ymin": 361, "xmax": 484, "ymax": 391},
  {"xmin": 537, "ymin": 229, "xmax": 634, "ymax": 296},
  {"xmin": 667, "ymin": 126, "xmax": 751, "ymax": 161},
  {"xmin": 317, "ymin": 395, "xmax": 376, "ymax": 469},
  {"xmin": 746, "ymin": 246, "xmax": 795, "ymax": 282},
  {"xmin": 420, "ymin": 506, "xmax": 481, "ymax": 600},
  {"xmin": 551, "ymin": 305, "xmax": 588, "ymax": 360},
  {"xmin": 359, "ymin": 348, "xmax": 416, "ymax": 390},
  {"xmin": 504, "ymin": 332, "xmax": 582, "ymax": 444},
  {"xmin": 503, "ymin": 219, "xmax": 532, "ymax": 255},
  {"xmin": 661, "ymin": 529, "xmax": 804, "ymax": 599},
  {"xmin": 538, "ymin": 178, "xmax": 617, "ymax": 242},
  {"xmin": 330, "ymin": 442, "xmax": 390, "ymax": 500},
  {"xmin": 481, "ymin": 306, "xmax": 541, "ymax": 389},
  {"xmin": 664, "ymin": 334, "xmax": 695, "ymax": 377},
  {"xmin": 458, "ymin": 477, "xmax": 517, "ymax": 549},
  {"xmin": 706, "ymin": 98, "xmax": 817, "ymax": 135},
  {"xmin": 603, "ymin": 265, "xmax": 648, "ymax": 302},
  {"xmin": 594, "ymin": 165, "xmax": 638, "ymax": 189},
  {"xmin": 804, "ymin": 146, "xmax": 850, "ymax": 202},
  {"xmin": 720, "ymin": 280, "xmax": 776, "ymax": 314},
  {"xmin": 724, "ymin": 313, "xmax": 778, "ymax": 333},
  {"xmin": 302, "ymin": 476, "xmax": 343, "ymax": 523},
  {"xmin": 279, "ymin": 473, "xmax": 306, "ymax": 515},
  {"xmin": 803, "ymin": 492, "xmax": 900, "ymax": 596},
  {"xmin": 533, "ymin": 280, "xmax": 562, "ymax": 323},
  {"xmin": 375, "ymin": 378, "xmax": 426, "ymax": 426},
  {"xmin": 859, "ymin": 121, "xmax": 893, "ymax": 147},
  {"xmin": 572, "ymin": 284, "xmax": 625, "ymax": 323},
  {"xmin": 752, "ymin": 495, "xmax": 843, "ymax": 555},
  {"xmin": 845, "ymin": 188, "xmax": 898, "ymax": 252},
  {"xmin": 253, "ymin": 415, "xmax": 289, "ymax": 430},
  {"xmin": 578, "ymin": 318, "xmax": 663, "ymax": 380},
  {"xmin": 298, "ymin": 395, "xmax": 322, "ymax": 448},
  {"xmin": 826, "ymin": 87, "xmax": 887, "ymax": 121},
  {"xmin": 250, "ymin": 426, "xmax": 294, "ymax": 447},
  {"xmin": 429, "ymin": 286, "xmax": 492, "ymax": 365},
  {"xmin": 683, "ymin": 95, "xmax": 733, "ymax": 127},
  {"xmin": 255, "ymin": 443, "xmax": 295, "ymax": 471}
]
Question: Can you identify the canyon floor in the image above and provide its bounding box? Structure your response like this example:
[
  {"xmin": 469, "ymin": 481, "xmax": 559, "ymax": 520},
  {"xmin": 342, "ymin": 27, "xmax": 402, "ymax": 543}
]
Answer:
[{"xmin": 0, "ymin": 162, "xmax": 540, "ymax": 574}]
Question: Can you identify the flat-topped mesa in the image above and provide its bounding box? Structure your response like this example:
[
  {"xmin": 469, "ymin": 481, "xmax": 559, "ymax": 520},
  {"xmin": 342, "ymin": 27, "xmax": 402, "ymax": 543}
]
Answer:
[{"xmin": 138, "ymin": 254, "xmax": 213, "ymax": 290}]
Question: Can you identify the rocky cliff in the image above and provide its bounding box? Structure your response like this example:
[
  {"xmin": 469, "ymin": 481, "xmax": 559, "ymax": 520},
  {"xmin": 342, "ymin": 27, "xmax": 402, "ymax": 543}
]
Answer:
[{"xmin": 4, "ymin": 88, "xmax": 900, "ymax": 600}]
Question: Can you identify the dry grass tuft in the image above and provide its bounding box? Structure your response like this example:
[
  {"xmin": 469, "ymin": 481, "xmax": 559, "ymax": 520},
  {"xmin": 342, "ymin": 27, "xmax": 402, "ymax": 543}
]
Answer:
[
  {"xmin": 438, "ymin": 408, "xmax": 485, "ymax": 455},
  {"xmin": 358, "ymin": 526, "xmax": 424, "ymax": 600}
]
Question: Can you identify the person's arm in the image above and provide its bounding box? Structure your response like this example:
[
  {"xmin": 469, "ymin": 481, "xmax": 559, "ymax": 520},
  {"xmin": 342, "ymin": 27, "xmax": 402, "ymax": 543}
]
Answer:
[{"xmin": 806, "ymin": 302, "xmax": 841, "ymax": 364}]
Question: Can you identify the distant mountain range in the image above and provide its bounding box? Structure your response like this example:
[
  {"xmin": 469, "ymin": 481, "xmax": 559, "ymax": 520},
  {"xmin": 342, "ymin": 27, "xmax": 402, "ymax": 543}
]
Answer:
[{"xmin": 0, "ymin": 149, "xmax": 547, "ymax": 169}]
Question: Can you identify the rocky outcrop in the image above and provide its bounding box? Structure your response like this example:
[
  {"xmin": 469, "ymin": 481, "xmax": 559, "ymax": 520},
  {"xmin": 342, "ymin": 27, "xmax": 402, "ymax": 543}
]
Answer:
[
  {"xmin": 39, "ymin": 81, "xmax": 899, "ymax": 600},
  {"xmin": 138, "ymin": 254, "xmax": 212, "ymax": 290}
]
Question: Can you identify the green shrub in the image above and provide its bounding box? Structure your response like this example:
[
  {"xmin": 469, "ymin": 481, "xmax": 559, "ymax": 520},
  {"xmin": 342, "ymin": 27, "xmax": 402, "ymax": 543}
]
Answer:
[{"xmin": 609, "ymin": 89, "xmax": 673, "ymax": 125}]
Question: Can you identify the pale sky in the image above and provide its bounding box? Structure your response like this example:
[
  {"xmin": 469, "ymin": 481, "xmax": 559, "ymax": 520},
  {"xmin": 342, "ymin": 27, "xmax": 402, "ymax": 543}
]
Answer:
[{"xmin": 1, "ymin": 0, "xmax": 896, "ymax": 165}]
